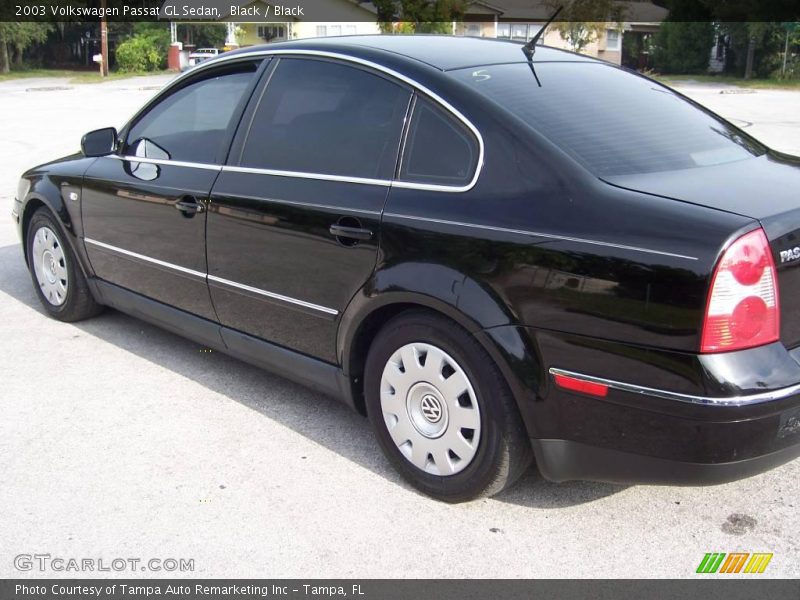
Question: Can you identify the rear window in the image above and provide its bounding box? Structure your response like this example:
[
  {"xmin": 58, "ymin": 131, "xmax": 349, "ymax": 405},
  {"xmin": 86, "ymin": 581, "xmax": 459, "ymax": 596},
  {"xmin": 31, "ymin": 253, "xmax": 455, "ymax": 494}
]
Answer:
[{"xmin": 452, "ymin": 62, "xmax": 764, "ymax": 176}]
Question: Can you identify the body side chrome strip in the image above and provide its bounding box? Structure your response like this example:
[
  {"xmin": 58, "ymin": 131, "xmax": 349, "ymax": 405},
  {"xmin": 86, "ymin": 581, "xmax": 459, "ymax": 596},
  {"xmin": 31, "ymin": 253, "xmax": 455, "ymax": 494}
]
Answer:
[
  {"xmin": 207, "ymin": 275, "xmax": 338, "ymax": 316},
  {"xmin": 84, "ymin": 238, "xmax": 206, "ymax": 279},
  {"xmin": 84, "ymin": 238, "xmax": 338, "ymax": 316},
  {"xmin": 549, "ymin": 367, "xmax": 800, "ymax": 407},
  {"xmin": 384, "ymin": 213, "xmax": 699, "ymax": 261}
]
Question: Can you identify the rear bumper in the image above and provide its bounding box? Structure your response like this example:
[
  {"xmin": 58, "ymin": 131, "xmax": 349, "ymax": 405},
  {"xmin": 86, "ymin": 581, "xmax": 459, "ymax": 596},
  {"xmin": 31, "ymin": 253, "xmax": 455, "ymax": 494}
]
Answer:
[
  {"xmin": 533, "ymin": 438, "xmax": 800, "ymax": 485},
  {"xmin": 480, "ymin": 326, "xmax": 800, "ymax": 484},
  {"xmin": 531, "ymin": 364, "xmax": 800, "ymax": 484}
]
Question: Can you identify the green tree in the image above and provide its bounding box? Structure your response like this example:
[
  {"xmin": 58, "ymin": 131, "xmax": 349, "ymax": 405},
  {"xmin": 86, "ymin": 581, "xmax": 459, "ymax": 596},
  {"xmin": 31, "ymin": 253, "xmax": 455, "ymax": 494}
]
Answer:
[
  {"xmin": 545, "ymin": 0, "xmax": 626, "ymax": 53},
  {"xmin": 652, "ymin": 21, "xmax": 715, "ymax": 74},
  {"xmin": 115, "ymin": 35, "xmax": 162, "ymax": 72},
  {"xmin": 375, "ymin": 0, "xmax": 464, "ymax": 33},
  {"xmin": 0, "ymin": 23, "xmax": 53, "ymax": 73},
  {"xmin": 177, "ymin": 24, "xmax": 226, "ymax": 49},
  {"xmin": 719, "ymin": 22, "xmax": 786, "ymax": 79}
]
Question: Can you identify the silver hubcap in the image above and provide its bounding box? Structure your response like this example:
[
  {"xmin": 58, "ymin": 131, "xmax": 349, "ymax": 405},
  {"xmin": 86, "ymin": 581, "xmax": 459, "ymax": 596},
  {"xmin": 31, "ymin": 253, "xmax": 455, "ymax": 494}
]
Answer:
[
  {"xmin": 32, "ymin": 226, "xmax": 68, "ymax": 306},
  {"xmin": 380, "ymin": 342, "xmax": 481, "ymax": 476}
]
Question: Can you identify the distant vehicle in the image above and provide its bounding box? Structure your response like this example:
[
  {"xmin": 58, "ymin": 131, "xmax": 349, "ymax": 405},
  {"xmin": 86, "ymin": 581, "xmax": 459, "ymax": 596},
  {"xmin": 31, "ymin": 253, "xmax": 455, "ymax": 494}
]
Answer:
[
  {"xmin": 186, "ymin": 47, "xmax": 219, "ymax": 69},
  {"xmin": 14, "ymin": 36, "xmax": 800, "ymax": 502}
]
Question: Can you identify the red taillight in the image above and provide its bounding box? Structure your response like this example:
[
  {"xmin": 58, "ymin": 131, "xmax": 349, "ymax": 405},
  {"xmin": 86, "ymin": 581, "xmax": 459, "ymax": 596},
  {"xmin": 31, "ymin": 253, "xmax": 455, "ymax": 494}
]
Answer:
[
  {"xmin": 701, "ymin": 228, "xmax": 779, "ymax": 353},
  {"xmin": 553, "ymin": 373, "xmax": 608, "ymax": 397}
]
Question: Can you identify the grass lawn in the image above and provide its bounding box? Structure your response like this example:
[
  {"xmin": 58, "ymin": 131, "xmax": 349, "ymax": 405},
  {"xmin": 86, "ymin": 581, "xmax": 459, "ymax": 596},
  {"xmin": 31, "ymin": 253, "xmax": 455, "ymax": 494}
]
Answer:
[
  {"xmin": 0, "ymin": 69, "xmax": 171, "ymax": 84},
  {"xmin": 654, "ymin": 74, "xmax": 800, "ymax": 90}
]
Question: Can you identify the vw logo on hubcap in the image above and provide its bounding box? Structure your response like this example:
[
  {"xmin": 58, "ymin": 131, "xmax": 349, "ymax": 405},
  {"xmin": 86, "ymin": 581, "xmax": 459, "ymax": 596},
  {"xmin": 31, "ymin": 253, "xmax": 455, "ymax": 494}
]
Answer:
[{"xmin": 420, "ymin": 394, "xmax": 443, "ymax": 423}]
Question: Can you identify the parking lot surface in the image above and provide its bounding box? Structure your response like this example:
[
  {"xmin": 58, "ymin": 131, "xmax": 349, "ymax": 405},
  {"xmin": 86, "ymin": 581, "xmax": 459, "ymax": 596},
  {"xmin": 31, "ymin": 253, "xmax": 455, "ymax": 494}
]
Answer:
[{"xmin": 1, "ymin": 74, "xmax": 798, "ymax": 578}]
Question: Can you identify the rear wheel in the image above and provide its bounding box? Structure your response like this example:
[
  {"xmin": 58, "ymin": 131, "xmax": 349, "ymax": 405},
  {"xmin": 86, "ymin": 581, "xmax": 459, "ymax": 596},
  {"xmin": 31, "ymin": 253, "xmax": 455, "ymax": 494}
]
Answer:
[
  {"xmin": 26, "ymin": 207, "xmax": 102, "ymax": 322},
  {"xmin": 365, "ymin": 310, "xmax": 532, "ymax": 502}
]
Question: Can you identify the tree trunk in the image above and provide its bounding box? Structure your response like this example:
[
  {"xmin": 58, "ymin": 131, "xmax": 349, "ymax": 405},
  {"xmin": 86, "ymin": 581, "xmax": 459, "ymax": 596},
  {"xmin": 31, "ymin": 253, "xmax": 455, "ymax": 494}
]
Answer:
[
  {"xmin": 744, "ymin": 35, "xmax": 756, "ymax": 80},
  {"xmin": 14, "ymin": 45, "xmax": 23, "ymax": 66},
  {"xmin": 0, "ymin": 38, "xmax": 10, "ymax": 74}
]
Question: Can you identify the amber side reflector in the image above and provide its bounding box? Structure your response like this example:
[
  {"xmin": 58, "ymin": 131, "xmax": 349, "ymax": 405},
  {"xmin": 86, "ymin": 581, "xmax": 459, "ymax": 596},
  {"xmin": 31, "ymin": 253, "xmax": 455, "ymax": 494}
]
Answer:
[{"xmin": 553, "ymin": 373, "xmax": 609, "ymax": 398}]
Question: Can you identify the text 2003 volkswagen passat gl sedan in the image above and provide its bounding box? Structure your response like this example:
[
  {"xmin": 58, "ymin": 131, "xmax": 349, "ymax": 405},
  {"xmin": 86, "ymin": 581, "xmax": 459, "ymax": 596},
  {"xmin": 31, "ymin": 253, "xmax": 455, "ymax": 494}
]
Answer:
[{"xmin": 13, "ymin": 36, "xmax": 800, "ymax": 501}]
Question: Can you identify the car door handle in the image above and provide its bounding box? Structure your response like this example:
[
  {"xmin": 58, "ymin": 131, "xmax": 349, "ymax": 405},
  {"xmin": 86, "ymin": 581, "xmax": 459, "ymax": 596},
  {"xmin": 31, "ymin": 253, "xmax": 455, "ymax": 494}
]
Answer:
[
  {"xmin": 174, "ymin": 196, "xmax": 205, "ymax": 215},
  {"xmin": 329, "ymin": 224, "xmax": 373, "ymax": 241}
]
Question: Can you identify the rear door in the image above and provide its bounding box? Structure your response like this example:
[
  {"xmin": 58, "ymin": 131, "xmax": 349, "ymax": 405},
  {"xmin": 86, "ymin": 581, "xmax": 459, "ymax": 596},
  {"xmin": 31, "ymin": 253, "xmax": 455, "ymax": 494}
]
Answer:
[
  {"xmin": 81, "ymin": 59, "xmax": 263, "ymax": 319},
  {"xmin": 206, "ymin": 57, "xmax": 412, "ymax": 362}
]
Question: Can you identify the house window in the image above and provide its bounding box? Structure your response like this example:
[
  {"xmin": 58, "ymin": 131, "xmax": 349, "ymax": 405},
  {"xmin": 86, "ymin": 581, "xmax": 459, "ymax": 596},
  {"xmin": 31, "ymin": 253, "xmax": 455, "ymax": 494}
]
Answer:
[
  {"xmin": 497, "ymin": 23, "xmax": 510, "ymax": 38},
  {"xmin": 606, "ymin": 29, "xmax": 621, "ymax": 51},
  {"xmin": 345, "ymin": 25, "xmax": 357, "ymax": 35},
  {"xmin": 257, "ymin": 25, "xmax": 285, "ymax": 41},
  {"xmin": 316, "ymin": 25, "xmax": 327, "ymax": 37},
  {"xmin": 466, "ymin": 24, "xmax": 481, "ymax": 37},
  {"xmin": 328, "ymin": 25, "xmax": 342, "ymax": 36},
  {"xmin": 511, "ymin": 24, "xmax": 527, "ymax": 41}
]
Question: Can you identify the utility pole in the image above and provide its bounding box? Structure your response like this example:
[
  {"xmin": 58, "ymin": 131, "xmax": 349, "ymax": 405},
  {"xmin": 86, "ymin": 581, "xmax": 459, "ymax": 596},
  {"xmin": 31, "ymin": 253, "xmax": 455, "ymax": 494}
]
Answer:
[
  {"xmin": 782, "ymin": 22, "xmax": 798, "ymax": 78},
  {"xmin": 100, "ymin": 0, "xmax": 109, "ymax": 77}
]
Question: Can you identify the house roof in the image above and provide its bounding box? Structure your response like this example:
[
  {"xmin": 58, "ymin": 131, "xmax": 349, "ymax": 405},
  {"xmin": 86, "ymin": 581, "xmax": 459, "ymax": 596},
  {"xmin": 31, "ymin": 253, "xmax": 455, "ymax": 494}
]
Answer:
[
  {"xmin": 463, "ymin": 0, "xmax": 668, "ymax": 22},
  {"xmin": 221, "ymin": 0, "xmax": 378, "ymax": 20},
  {"xmin": 617, "ymin": 1, "xmax": 668, "ymax": 22}
]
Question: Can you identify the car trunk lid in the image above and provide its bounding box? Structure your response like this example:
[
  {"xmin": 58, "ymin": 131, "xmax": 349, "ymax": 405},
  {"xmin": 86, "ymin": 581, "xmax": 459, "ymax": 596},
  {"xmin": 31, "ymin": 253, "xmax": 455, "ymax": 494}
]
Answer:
[{"xmin": 604, "ymin": 153, "xmax": 800, "ymax": 349}]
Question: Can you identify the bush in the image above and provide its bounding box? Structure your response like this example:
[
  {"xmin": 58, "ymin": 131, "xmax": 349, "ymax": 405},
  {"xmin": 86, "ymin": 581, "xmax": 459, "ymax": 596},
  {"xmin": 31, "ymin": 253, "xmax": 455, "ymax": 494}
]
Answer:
[
  {"xmin": 652, "ymin": 22, "xmax": 715, "ymax": 74},
  {"xmin": 115, "ymin": 35, "xmax": 162, "ymax": 72}
]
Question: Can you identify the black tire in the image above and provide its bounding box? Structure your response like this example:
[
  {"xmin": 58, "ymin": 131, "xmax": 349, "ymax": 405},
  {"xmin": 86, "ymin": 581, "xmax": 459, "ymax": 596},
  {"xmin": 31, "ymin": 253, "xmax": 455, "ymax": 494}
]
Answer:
[
  {"xmin": 365, "ymin": 309, "xmax": 532, "ymax": 502},
  {"xmin": 26, "ymin": 207, "xmax": 103, "ymax": 322}
]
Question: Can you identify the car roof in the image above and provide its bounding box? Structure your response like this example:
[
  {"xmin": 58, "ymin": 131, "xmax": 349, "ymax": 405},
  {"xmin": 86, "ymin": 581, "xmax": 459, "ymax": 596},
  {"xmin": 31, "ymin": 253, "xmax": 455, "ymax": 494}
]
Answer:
[{"xmin": 225, "ymin": 35, "xmax": 598, "ymax": 72}]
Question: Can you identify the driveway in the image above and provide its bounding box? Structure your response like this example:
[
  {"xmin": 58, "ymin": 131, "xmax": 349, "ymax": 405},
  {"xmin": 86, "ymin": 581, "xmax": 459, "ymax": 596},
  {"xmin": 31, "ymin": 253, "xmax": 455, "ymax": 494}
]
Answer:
[{"xmin": 0, "ymin": 74, "xmax": 798, "ymax": 579}]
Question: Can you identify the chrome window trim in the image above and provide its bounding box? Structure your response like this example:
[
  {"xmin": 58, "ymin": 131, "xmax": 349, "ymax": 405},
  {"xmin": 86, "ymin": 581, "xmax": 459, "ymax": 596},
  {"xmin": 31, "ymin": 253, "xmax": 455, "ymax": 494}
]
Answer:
[
  {"xmin": 110, "ymin": 155, "xmax": 223, "ymax": 172},
  {"xmin": 549, "ymin": 367, "xmax": 800, "ymax": 407},
  {"xmin": 129, "ymin": 48, "xmax": 485, "ymax": 193},
  {"xmin": 84, "ymin": 238, "xmax": 338, "ymax": 317},
  {"xmin": 207, "ymin": 275, "xmax": 339, "ymax": 316},
  {"xmin": 222, "ymin": 165, "xmax": 391, "ymax": 188},
  {"xmin": 384, "ymin": 212, "xmax": 699, "ymax": 261}
]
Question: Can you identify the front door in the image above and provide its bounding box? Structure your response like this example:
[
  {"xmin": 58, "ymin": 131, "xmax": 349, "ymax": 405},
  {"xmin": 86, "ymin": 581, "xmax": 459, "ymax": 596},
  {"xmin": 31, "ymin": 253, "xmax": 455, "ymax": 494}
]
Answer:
[
  {"xmin": 207, "ymin": 57, "xmax": 412, "ymax": 362},
  {"xmin": 81, "ymin": 60, "xmax": 262, "ymax": 320}
]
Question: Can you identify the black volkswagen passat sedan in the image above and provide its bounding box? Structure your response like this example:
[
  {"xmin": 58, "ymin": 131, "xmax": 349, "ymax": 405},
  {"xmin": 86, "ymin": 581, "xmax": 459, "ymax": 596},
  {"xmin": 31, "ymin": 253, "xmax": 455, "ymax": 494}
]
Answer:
[{"xmin": 13, "ymin": 36, "xmax": 800, "ymax": 501}]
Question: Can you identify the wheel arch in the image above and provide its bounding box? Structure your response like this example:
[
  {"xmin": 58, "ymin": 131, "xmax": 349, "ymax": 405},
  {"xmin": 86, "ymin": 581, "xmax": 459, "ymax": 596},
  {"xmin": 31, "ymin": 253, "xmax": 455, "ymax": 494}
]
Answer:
[
  {"xmin": 21, "ymin": 185, "xmax": 93, "ymax": 283},
  {"xmin": 337, "ymin": 265, "xmax": 541, "ymax": 428}
]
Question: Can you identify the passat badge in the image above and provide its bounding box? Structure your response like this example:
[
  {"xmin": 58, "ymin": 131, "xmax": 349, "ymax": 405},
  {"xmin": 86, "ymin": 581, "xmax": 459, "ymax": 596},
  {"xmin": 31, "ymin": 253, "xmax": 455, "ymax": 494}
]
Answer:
[{"xmin": 780, "ymin": 247, "xmax": 800, "ymax": 263}]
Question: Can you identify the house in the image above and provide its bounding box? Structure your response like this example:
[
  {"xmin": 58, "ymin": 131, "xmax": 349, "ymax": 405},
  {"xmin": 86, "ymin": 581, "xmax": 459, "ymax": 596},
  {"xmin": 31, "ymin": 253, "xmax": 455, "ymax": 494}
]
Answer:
[
  {"xmin": 454, "ymin": 0, "xmax": 668, "ymax": 66},
  {"xmin": 221, "ymin": 0, "xmax": 380, "ymax": 47}
]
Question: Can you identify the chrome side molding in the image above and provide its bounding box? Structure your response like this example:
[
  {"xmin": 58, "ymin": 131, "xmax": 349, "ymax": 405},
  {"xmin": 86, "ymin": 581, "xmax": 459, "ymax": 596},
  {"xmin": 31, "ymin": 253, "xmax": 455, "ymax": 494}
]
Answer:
[
  {"xmin": 549, "ymin": 367, "xmax": 800, "ymax": 406},
  {"xmin": 83, "ymin": 238, "xmax": 338, "ymax": 317}
]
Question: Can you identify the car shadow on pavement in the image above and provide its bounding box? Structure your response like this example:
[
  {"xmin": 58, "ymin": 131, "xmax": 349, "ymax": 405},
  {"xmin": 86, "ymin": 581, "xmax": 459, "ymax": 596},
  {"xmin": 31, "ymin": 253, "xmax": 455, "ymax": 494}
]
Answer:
[{"xmin": 0, "ymin": 243, "xmax": 625, "ymax": 508}]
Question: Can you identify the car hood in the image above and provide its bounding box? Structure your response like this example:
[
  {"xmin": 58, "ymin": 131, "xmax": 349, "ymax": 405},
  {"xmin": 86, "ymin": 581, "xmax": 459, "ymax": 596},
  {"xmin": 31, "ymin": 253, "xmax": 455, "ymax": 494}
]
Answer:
[{"xmin": 602, "ymin": 152, "xmax": 800, "ymax": 222}]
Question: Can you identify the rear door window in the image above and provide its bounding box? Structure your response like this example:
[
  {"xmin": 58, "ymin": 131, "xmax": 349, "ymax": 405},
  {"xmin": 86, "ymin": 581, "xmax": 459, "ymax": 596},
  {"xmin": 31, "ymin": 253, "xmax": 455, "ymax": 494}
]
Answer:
[
  {"xmin": 398, "ymin": 97, "xmax": 479, "ymax": 186},
  {"xmin": 238, "ymin": 58, "xmax": 411, "ymax": 180}
]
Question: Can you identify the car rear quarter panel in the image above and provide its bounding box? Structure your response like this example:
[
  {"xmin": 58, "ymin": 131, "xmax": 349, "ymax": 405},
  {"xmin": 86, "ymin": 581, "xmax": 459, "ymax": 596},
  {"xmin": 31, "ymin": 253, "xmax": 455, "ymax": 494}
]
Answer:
[{"xmin": 340, "ymin": 97, "xmax": 755, "ymax": 434}]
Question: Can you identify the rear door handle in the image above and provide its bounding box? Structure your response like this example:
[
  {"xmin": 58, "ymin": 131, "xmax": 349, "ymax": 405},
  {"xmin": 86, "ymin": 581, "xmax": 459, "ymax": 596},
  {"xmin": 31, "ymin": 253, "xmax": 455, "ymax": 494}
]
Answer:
[
  {"xmin": 329, "ymin": 224, "xmax": 373, "ymax": 241},
  {"xmin": 174, "ymin": 196, "xmax": 205, "ymax": 215}
]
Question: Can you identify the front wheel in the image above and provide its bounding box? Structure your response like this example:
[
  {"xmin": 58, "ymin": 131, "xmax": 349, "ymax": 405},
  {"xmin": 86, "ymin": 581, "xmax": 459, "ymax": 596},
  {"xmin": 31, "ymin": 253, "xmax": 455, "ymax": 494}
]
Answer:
[
  {"xmin": 364, "ymin": 310, "xmax": 532, "ymax": 502},
  {"xmin": 26, "ymin": 207, "xmax": 102, "ymax": 322}
]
